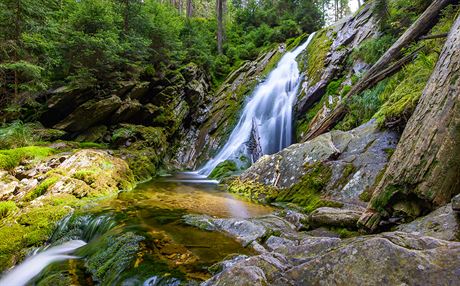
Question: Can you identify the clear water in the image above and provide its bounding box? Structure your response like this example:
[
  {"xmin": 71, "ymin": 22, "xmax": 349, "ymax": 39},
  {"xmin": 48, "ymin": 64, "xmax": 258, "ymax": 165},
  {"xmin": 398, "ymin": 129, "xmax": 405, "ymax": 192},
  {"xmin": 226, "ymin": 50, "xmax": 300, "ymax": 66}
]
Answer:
[
  {"xmin": 199, "ymin": 33, "xmax": 316, "ymax": 175},
  {"xmin": 0, "ymin": 174, "xmax": 273, "ymax": 285}
]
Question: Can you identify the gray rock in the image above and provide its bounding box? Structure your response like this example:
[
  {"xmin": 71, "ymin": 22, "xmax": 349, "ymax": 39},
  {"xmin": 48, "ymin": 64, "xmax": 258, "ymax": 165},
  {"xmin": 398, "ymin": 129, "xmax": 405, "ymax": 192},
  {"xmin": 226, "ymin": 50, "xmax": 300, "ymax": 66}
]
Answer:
[
  {"xmin": 237, "ymin": 120, "xmax": 398, "ymax": 206},
  {"xmin": 397, "ymin": 204, "xmax": 460, "ymax": 241},
  {"xmin": 280, "ymin": 232, "xmax": 460, "ymax": 286},
  {"xmin": 308, "ymin": 207, "xmax": 362, "ymax": 228},
  {"xmin": 452, "ymin": 194, "xmax": 460, "ymax": 212},
  {"xmin": 265, "ymin": 236, "xmax": 296, "ymax": 252}
]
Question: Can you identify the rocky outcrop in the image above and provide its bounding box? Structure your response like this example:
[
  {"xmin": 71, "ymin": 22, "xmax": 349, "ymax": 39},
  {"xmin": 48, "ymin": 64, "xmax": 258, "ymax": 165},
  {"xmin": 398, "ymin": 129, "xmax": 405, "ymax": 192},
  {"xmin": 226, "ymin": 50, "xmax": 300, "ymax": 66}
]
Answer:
[
  {"xmin": 230, "ymin": 120, "xmax": 398, "ymax": 207},
  {"xmin": 54, "ymin": 95, "xmax": 122, "ymax": 132},
  {"xmin": 359, "ymin": 15, "xmax": 460, "ymax": 231},
  {"xmin": 295, "ymin": 2, "xmax": 378, "ymax": 140},
  {"xmin": 203, "ymin": 228, "xmax": 460, "ymax": 286}
]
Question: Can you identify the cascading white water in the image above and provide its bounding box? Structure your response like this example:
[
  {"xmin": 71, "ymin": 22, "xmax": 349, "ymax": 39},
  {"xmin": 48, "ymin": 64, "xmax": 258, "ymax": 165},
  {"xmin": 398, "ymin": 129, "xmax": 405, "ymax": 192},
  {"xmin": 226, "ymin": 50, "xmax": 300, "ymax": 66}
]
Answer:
[
  {"xmin": 199, "ymin": 33, "xmax": 316, "ymax": 176},
  {"xmin": 0, "ymin": 240, "xmax": 86, "ymax": 286}
]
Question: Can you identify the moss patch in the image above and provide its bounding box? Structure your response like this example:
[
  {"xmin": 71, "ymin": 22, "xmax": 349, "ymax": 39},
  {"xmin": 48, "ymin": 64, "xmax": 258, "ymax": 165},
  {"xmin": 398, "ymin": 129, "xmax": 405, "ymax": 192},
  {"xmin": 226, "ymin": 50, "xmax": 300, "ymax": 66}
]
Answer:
[
  {"xmin": 275, "ymin": 162, "xmax": 341, "ymax": 213},
  {"xmin": 24, "ymin": 176, "xmax": 60, "ymax": 201},
  {"xmin": 0, "ymin": 146, "xmax": 55, "ymax": 170},
  {"xmin": 227, "ymin": 178, "xmax": 278, "ymax": 203},
  {"xmin": 0, "ymin": 201, "xmax": 17, "ymax": 218},
  {"xmin": 302, "ymin": 29, "xmax": 333, "ymax": 86},
  {"xmin": 209, "ymin": 160, "xmax": 238, "ymax": 180}
]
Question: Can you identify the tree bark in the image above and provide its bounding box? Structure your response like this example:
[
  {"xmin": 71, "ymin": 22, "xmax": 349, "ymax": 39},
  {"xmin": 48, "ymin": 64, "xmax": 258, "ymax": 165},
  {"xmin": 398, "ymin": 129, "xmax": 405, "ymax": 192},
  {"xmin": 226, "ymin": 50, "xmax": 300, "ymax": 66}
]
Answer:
[
  {"xmin": 186, "ymin": 0, "xmax": 193, "ymax": 17},
  {"xmin": 304, "ymin": 0, "xmax": 454, "ymax": 141},
  {"xmin": 358, "ymin": 14, "xmax": 460, "ymax": 231},
  {"xmin": 217, "ymin": 0, "xmax": 225, "ymax": 54}
]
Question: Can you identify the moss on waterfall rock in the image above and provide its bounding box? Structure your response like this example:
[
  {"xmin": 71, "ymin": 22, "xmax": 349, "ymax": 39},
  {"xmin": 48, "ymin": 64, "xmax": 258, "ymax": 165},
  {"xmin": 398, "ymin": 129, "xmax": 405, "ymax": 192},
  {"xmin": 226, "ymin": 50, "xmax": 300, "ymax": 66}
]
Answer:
[
  {"xmin": 227, "ymin": 178, "xmax": 279, "ymax": 203},
  {"xmin": 209, "ymin": 160, "xmax": 238, "ymax": 180},
  {"xmin": 301, "ymin": 29, "xmax": 333, "ymax": 87}
]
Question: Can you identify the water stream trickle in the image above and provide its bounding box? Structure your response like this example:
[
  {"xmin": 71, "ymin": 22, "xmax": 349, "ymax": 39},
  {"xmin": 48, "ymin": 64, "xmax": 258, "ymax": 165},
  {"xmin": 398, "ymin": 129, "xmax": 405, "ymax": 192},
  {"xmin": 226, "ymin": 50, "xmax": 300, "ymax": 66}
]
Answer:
[{"xmin": 198, "ymin": 33, "xmax": 316, "ymax": 176}]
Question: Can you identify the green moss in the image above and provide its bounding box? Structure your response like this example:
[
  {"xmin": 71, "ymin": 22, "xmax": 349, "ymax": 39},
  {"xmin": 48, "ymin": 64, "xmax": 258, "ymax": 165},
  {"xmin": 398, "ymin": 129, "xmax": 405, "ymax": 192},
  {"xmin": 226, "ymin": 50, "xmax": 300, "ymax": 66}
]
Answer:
[
  {"xmin": 329, "ymin": 227, "xmax": 359, "ymax": 238},
  {"xmin": 303, "ymin": 29, "xmax": 333, "ymax": 86},
  {"xmin": 78, "ymin": 142, "xmax": 107, "ymax": 149},
  {"xmin": 227, "ymin": 178, "xmax": 278, "ymax": 203},
  {"xmin": 24, "ymin": 176, "xmax": 60, "ymax": 201},
  {"xmin": 326, "ymin": 78, "xmax": 345, "ymax": 96},
  {"xmin": 72, "ymin": 169, "xmax": 99, "ymax": 185},
  {"xmin": 370, "ymin": 184, "xmax": 402, "ymax": 212},
  {"xmin": 209, "ymin": 160, "xmax": 238, "ymax": 180},
  {"xmin": 286, "ymin": 33, "xmax": 309, "ymax": 51},
  {"xmin": 332, "ymin": 163, "xmax": 357, "ymax": 190},
  {"xmin": 276, "ymin": 162, "xmax": 341, "ymax": 213},
  {"xmin": 0, "ymin": 201, "xmax": 17, "ymax": 218},
  {"xmin": 0, "ymin": 146, "xmax": 55, "ymax": 170}
]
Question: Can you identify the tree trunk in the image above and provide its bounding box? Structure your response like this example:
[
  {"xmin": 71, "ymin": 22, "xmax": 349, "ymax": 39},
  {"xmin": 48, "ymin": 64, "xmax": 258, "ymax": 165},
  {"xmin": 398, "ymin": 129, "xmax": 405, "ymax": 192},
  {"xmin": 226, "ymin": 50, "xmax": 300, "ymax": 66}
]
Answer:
[
  {"xmin": 186, "ymin": 0, "xmax": 193, "ymax": 17},
  {"xmin": 217, "ymin": 0, "xmax": 224, "ymax": 54},
  {"xmin": 14, "ymin": 0, "xmax": 21, "ymax": 99},
  {"xmin": 358, "ymin": 14, "xmax": 460, "ymax": 231},
  {"xmin": 304, "ymin": 0, "xmax": 454, "ymax": 141},
  {"xmin": 123, "ymin": 0, "xmax": 129, "ymax": 33}
]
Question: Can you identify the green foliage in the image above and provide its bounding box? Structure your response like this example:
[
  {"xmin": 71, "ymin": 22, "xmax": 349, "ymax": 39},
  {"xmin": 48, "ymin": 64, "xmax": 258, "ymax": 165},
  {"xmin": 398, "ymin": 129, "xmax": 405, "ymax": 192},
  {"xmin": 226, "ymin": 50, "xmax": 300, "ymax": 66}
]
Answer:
[
  {"xmin": 335, "ymin": 80, "xmax": 385, "ymax": 131},
  {"xmin": 0, "ymin": 146, "xmax": 54, "ymax": 170},
  {"xmin": 0, "ymin": 121, "xmax": 37, "ymax": 149},
  {"xmin": 24, "ymin": 176, "xmax": 60, "ymax": 201},
  {"xmin": 0, "ymin": 201, "xmax": 17, "ymax": 218},
  {"xmin": 352, "ymin": 35, "xmax": 395, "ymax": 64},
  {"xmin": 72, "ymin": 169, "xmax": 98, "ymax": 185},
  {"xmin": 373, "ymin": 53, "xmax": 437, "ymax": 127},
  {"xmin": 209, "ymin": 160, "xmax": 238, "ymax": 180}
]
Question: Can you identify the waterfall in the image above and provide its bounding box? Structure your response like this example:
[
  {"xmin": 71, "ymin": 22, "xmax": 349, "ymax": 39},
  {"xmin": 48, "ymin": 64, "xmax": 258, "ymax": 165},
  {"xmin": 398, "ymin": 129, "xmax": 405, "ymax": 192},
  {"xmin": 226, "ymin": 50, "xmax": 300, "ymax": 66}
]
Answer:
[{"xmin": 198, "ymin": 32, "xmax": 316, "ymax": 176}]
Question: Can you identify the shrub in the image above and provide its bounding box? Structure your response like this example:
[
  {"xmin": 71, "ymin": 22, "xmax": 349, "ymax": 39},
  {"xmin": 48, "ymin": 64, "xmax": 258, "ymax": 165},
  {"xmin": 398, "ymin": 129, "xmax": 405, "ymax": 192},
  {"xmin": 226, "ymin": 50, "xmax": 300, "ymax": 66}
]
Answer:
[
  {"xmin": 0, "ymin": 201, "xmax": 17, "ymax": 218},
  {"xmin": 0, "ymin": 121, "xmax": 37, "ymax": 149},
  {"xmin": 0, "ymin": 146, "xmax": 55, "ymax": 170},
  {"xmin": 352, "ymin": 35, "xmax": 395, "ymax": 65}
]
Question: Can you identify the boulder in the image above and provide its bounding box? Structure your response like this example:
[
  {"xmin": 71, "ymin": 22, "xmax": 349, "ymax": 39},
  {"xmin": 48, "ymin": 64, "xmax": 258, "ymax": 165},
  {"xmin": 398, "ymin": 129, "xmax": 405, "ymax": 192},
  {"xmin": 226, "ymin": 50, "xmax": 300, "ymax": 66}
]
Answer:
[
  {"xmin": 75, "ymin": 125, "xmax": 108, "ymax": 142},
  {"xmin": 308, "ymin": 207, "xmax": 362, "ymax": 228},
  {"xmin": 54, "ymin": 95, "xmax": 122, "ymax": 132},
  {"xmin": 452, "ymin": 194, "xmax": 460, "ymax": 212},
  {"xmin": 231, "ymin": 120, "xmax": 398, "ymax": 207},
  {"xmin": 126, "ymin": 81, "xmax": 150, "ymax": 100},
  {"xmin": 110, "ymin": 99, "xmax": 143, "ymax": 124}
]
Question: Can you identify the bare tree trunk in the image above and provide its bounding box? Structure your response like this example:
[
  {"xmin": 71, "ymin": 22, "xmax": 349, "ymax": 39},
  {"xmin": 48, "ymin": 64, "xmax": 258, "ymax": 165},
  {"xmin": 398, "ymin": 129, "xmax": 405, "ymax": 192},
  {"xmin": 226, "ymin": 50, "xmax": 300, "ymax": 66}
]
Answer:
[
  {"xmin": 14, "ymin": 0, "xmax": 21, "ymax": 99},
  {"xmin": 304, "ymin": 0, "xmax": 454, "ymax": 141},
  {"xmin": 358, "ymin": 14, "xmax": 460, "ymax": 232},
  {"xmin": 217, "ymin": 0, "xmax": 225, "ymax": 54},
  {"xmin": 123, "ymin": 0, "xmax": 129, "ymax": 33},
  {"xmin": 186, "ymin": 0, "xmax": 193, "ymax": 17}
]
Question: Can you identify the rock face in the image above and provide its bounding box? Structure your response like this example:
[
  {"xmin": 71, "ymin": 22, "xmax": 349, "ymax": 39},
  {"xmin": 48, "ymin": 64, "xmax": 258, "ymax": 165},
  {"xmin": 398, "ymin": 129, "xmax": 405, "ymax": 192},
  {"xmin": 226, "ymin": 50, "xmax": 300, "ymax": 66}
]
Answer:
[
  {"xmin": 54, "ymin": 95, "xmax": 122, "ymax": 132},
  {"xmin": 359, "ymin": 16, "xmax": 460, "ymax": 230},
  {"xmin": 295, "ymin": 2, "xmax": 378, "ymax": 137},
  {"xmin": 232, "ymin": 120, "xmax": 398, "ymax": 207}
]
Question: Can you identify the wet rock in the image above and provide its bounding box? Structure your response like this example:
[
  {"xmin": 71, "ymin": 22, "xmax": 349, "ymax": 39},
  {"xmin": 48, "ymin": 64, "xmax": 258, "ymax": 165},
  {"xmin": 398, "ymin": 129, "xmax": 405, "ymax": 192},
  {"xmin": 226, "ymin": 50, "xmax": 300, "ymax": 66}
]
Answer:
[
  {"xmin": 278, "ymin": 210, "xmax": 308, "ymax": 230},
  {"xmin": 397, "ymin": 204, "xmax": 460, "ymax": 241},
  {"xmin": 110, "ymin": 99, "xmax": 143, "ymax": 124},
  {"xmin": 273, "ymin": 236, "xmax": 341, "ymax": 264},
  {"xmin": 265, "ymin": 236, "xmax": 296, "ymax": 252},
  {"xmin": 54, "ymin": 95, "xmax": 122, "ymax": 132},
  {"xmin": 308, "ymin": 207, "xmax": 362, "ymax": 228}
]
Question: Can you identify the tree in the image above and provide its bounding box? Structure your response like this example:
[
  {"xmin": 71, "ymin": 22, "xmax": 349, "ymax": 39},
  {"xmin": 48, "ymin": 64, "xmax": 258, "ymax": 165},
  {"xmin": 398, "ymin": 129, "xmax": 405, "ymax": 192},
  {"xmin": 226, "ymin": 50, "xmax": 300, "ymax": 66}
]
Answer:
[
  {"xmin": 186, "ymin": 0, "xmax": 193, "ymax": 17},
  {"xmin": 216, "ymin": 0, "xmax": 225, "ymax": 54}
]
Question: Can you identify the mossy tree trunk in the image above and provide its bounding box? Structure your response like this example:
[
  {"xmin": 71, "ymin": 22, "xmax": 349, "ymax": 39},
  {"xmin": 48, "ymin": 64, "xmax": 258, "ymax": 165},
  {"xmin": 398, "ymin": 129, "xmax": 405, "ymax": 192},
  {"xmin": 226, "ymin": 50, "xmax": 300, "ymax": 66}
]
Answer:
[{"xmin": 358, "ymin": 14, "xmax": 460, "ymax": 231}]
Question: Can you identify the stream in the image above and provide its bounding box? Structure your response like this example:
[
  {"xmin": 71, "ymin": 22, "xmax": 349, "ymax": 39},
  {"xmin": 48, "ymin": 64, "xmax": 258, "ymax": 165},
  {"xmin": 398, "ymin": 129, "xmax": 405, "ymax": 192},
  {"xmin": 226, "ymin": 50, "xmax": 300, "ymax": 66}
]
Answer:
[{"xmin": 0, "ymin": 173, "xmax": 272, "ymax": 285}]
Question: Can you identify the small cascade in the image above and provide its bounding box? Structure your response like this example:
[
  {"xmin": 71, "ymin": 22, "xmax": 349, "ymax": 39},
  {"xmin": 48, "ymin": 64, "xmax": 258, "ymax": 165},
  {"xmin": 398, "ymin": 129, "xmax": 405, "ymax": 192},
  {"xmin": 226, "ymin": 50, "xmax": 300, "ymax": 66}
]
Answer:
[
  {"xmin": 0, "ymin": 240, "xmax": 86, "ymax": 286},
  {"xmin": 199, "ymin": 33, "xmax": 316, "ymax": 175}
]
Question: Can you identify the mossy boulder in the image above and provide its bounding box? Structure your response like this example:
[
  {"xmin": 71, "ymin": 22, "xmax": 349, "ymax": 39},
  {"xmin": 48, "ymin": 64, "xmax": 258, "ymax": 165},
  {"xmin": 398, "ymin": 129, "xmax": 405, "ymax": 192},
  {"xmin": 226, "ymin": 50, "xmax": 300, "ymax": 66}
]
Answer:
[{"xmin": 209, "ymin": 160, "xmax": 238, "ymax": 180}]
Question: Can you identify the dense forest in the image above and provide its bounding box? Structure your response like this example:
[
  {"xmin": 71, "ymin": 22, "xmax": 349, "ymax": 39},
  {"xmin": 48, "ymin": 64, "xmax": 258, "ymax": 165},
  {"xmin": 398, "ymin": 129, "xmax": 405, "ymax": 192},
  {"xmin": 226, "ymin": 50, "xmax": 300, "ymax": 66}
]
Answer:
[{"xmin": 0, "ymin": 0, "xmax": 459, "ymax": 285}]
